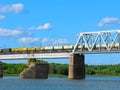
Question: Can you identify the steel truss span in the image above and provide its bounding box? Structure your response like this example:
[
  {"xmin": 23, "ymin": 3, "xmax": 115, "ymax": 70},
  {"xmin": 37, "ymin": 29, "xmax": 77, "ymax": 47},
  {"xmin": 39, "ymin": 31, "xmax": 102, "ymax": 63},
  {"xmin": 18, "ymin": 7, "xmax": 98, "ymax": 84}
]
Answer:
[{"xmin": 73, "ymin": 30, "xmax": 120, "ymax": 53}]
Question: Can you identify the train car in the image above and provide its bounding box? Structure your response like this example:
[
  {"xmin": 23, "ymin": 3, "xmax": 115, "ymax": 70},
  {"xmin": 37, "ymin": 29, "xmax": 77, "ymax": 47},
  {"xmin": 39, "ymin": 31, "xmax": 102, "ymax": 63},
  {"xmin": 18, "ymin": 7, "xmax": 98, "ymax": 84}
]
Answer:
[
  {"xmin": 36, "ymin": 47, "xmax": 44, "ymax": 53},
  {"xmin": 53, "ymin": 46, "xmax": 63, "ymax": 50},
  {"xmin": 44, "ymin": 46, "xmax": 53, "ymax": 50},
  {"xmin": 78, "ymin": 45, "xmax": 82, "ymax": 49},
  {"xmin": 19, "ymin": 47, "xmax": 27, "ymax": 53},
  {"xmin": 63, "ymin": 45, "xmax": 74, "ymax": 50},
  {"xmin": 12, "ymin": 48, "xmax": 19, "ymax": 53},
  {"xmin": 115, "ymin": 43, "xmax": 119, "ymax": 48},
  {"xmin": 83, "ymin": 45, "xmax": 88, "ymax": 50},
  {"xmin": 43, "ymin": 46, "xmax": 54, "ymax": 52},
  {"xmin": 36, "ymin": 47, "xmax": 44, "ymax": 51},
  {"xmin": 77, "ymin": 45, "xmax": 87, "ymax": 49},
  {"xmin": 27, "ymin": 47, "xmax": 36, "ymax": 53},
  {"xmin": 85, "ymin": 45, "xmax": 89, "ymax": 49},
  {"xmin": 2, "ymin": 48, "xmax": 11, "ymax": 54},
  {"xmin": 96, "ymin": 44, "xmax": 100, "ymax": 49},
  {"xmin": 27, "ymin": 47, "xmax": 35, "ymax": 51},
  {"xmin": 101, "ymin": 44, "xmax": 106, "ymax": 49},
  {"xmin": 111, "ymin": 44, "xmax": 116, "ymax": 48},
  {"xmin": 96, "ymin": 44, "xmax": 106, "ymax": 49},
  {"xmin": 63, "ymin": 45, "xmax": 74, "ymax": 52}
]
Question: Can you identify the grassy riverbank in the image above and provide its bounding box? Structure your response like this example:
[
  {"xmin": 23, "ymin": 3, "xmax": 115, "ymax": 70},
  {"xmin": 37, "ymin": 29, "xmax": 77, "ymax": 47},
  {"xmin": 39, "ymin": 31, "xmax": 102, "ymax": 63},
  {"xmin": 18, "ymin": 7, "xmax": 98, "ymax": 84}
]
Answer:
[{"xmin": 4, "ymin": 74, "xmax": 19, "ymax": 76}]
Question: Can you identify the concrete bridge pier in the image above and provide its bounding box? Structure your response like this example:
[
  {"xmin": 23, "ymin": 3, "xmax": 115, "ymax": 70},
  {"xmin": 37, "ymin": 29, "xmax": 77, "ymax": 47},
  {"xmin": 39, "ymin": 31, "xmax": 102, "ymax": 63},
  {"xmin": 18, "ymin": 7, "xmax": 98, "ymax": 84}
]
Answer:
[{"xmin": 68, "ymin": 54, "xmax": 85, "ymax": 79}]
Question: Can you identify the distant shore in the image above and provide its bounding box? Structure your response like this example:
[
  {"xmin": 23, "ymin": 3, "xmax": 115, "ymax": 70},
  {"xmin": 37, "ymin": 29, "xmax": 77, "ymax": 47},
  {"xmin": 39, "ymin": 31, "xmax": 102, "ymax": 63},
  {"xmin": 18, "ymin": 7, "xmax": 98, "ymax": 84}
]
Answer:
[
  {"xmin": 4, "ymin": 74, "xmax": 67, "ymax": 78},
  {"xmin": 3, "ymin": 74, "xmax": 120, "ymax": 78}
]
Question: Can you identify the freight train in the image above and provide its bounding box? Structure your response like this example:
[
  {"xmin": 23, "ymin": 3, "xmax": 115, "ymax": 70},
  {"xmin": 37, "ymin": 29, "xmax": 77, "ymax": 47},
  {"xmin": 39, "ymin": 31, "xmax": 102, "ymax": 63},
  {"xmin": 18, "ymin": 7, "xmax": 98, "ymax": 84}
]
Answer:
[
  {"xmin": 0, "ymin": 43, "xmax": 119, "ymax": 54},
  {"xmin": 0, "ymin": 45, "xmax": 74, "ymax": 54}
]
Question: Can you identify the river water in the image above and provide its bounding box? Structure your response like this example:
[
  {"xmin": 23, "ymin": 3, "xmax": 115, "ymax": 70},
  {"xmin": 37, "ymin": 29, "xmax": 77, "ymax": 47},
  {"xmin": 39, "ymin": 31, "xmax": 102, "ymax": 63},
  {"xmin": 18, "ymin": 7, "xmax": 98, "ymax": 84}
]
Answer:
[{"xmin": 0, "ymin": 76, "xmax": 120, "ymax": 90}]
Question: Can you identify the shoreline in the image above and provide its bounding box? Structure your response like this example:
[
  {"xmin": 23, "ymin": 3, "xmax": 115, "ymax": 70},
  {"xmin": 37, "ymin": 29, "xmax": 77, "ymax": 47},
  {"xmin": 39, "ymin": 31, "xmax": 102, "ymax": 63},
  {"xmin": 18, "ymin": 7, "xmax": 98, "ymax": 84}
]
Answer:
[
  {"xmin": 3, "ymin": 74, "xmax": 120, "ymax": 78},
  {"xmin": 3, "ymin": 74, "xmax": 67, "ymax": 78}
]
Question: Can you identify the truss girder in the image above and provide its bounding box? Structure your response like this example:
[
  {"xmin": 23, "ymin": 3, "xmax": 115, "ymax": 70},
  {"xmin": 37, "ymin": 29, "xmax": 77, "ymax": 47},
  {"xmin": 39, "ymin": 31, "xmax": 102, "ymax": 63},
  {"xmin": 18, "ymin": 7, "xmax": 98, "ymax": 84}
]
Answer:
[{"xmin": 73, "ymin": 30, "xmax": 120, "ymax": 53}]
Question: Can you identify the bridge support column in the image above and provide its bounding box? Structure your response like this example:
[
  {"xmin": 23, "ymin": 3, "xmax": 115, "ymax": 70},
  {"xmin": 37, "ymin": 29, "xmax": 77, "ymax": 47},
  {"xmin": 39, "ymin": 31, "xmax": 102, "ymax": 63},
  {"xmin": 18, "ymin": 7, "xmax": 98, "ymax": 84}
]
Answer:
[
  {"xmin": 68, "ymin": 54, "xmax": 85, "ymax": 79},
  {"xmin": 0, "ymin": 64, "xmax": 3, "ymax": 78}
]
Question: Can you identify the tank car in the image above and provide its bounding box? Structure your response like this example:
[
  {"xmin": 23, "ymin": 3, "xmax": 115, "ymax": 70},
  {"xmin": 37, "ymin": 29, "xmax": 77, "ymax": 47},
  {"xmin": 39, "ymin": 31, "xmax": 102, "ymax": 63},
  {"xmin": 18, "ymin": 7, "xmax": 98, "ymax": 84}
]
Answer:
[
  {"xmin": 27, "ymin": 47, "xmax": 35, "ymax": 53},
  {"xmin": 44, "ymin": 46, "xmax": 53, "ymax": 50},
  {"xmin": 19, "ymin": 47, "xmax": 27, "ymax": 53},
  {"xmin": 2, "ymin": 48, "xmax": 11, "ymax": 54},
  {"xmin": 53, "ymin": 46, "xmax": 63, "ymax": 50},
  {"xmin": 115, "ymin": 43, "xmax": 119, "ymax": 48},
  {"xmin": 12, "ymin": 48, "xmax": 19, "ymax": 53},
  {"xmin": 36, "ymin": 47, "xmax": 44, "ymax": 53},
  {"xmin": 63, "ymin": 45, "xmax": 74, "ymax": 49}
]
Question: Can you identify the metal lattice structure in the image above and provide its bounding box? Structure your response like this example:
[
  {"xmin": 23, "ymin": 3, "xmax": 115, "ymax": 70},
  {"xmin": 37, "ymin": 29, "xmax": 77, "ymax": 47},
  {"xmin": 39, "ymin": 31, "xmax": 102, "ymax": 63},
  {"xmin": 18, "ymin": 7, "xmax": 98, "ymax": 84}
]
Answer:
[{"xmin": 73, "ymin": 30, "xmax": 120, "ymax": 53}]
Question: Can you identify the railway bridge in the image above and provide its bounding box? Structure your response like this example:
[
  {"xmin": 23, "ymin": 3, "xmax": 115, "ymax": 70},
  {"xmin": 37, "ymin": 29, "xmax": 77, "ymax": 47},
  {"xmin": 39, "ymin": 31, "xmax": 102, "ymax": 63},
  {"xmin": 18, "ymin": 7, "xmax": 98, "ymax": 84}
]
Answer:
[{"xmin": 0, "ymin": 30, "xmax": 120, "ymax": 79}]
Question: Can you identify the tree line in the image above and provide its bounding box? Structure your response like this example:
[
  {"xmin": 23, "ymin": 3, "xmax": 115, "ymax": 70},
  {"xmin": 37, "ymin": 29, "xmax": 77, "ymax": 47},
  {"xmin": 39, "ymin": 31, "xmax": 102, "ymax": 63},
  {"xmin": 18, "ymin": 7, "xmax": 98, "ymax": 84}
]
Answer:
[
  {"xmin": 1, "ymin": 61, "xmax": 120, "ymax": 76},
  {"xmin": 85, "ymin": 64, "xmax": 120, "ymax": 76}
]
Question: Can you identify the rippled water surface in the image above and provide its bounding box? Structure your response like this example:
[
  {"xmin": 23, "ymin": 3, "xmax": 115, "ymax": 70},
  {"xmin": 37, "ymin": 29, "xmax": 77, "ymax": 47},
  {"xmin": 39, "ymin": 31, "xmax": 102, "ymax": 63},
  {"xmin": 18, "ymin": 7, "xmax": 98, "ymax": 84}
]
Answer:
[{"xmin": 0, "ymin": 76, "xmax": 120, "ymax": 90}]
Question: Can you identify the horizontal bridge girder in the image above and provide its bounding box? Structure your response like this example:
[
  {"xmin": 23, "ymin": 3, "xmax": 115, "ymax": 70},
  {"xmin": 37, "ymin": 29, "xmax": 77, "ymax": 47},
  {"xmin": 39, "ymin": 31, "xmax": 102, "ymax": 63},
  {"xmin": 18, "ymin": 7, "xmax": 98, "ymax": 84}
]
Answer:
[{"xmin": 0, "ymin": 53, "xmax": 71, "ymax": 60}]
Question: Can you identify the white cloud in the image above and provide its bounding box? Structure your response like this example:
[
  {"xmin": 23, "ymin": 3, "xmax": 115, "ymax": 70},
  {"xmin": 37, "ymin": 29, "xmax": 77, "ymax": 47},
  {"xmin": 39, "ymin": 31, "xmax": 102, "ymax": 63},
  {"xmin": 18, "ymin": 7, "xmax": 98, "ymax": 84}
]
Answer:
[
  {"xmin": 0, "ymin": 28, "xmax": 22, "ymax": 36},
  {"xmin": 0, "ymin": 15, "xmax": 5, "ymax": 20},
  {"xmin": 98, "ymin": 17, "xmax": 120, "ymax": 27},
  {"xmin": 0, "ymin": 3, "xmax": 24, "ymax": 13},
  {"xmin": 28, "ymin": 26, "xmax": 36, "ymax": 30},
  {"xmin": 42, "ymin": 38, "xmax": 68, "ymax": 45},
  {"xmin": 29, "ymin": 23, "xmax": 52, "ymax": 30},
  {"xmin": 42, "ymin": 38, "xmax": 49, "ymax": 43},
  {"xmin": 52, "ymin": 39, "xmax": 68, "ymax": 45},
  {"xmin": 36, "ymin": 23, "xmax": 52, "ymax": 30},
  {"xmin": 19, "ymin": 37, "xmax": 39, "ymax": 44}
]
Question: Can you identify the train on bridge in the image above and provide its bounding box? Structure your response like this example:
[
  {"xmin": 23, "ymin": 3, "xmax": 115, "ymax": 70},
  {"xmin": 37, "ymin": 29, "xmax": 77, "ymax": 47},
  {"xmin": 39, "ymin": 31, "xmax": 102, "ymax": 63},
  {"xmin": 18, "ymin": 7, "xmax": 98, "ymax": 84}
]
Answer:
[{"xmin": 0, "ymin": 43, "xmax": 119, "ymax": 54}]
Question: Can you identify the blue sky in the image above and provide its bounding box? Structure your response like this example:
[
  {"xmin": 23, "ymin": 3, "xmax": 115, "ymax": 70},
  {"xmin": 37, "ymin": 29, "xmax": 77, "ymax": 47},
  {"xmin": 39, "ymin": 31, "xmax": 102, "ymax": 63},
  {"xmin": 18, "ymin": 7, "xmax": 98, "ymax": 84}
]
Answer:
[{"xmin": 0, "ymin": 0, "xmax": 120, "ymax": 64}]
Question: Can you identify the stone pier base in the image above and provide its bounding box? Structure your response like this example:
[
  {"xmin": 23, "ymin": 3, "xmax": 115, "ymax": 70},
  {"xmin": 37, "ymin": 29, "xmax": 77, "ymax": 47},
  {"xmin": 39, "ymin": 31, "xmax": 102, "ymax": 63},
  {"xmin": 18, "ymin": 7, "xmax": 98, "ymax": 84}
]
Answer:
[
  {"xmin": 20, "ymin": 63, "xmax": 49, "ymax": 79},
  {"xmin": 68, "ymin": 54, "xmax": 85, "ymax": 79}
]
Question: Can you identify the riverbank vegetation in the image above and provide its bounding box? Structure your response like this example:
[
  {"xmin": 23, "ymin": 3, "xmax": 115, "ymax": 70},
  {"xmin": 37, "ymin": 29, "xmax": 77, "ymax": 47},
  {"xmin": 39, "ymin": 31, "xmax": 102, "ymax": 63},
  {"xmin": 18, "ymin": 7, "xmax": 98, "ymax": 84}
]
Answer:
[
  {"xmin": 85, "ymin": 64, "xmax": 120, "ymax": 76},
  {"xmin": 1, "ymin": 61, "xmax": 120, "ymax": 76}
]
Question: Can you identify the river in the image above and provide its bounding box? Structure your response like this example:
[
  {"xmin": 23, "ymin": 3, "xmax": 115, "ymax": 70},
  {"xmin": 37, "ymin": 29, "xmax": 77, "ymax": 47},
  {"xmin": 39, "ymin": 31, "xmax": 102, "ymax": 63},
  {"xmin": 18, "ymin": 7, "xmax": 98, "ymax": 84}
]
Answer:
[{"xmin": 0, "ymin": 76, "xmax": 120, "ymax": 90}]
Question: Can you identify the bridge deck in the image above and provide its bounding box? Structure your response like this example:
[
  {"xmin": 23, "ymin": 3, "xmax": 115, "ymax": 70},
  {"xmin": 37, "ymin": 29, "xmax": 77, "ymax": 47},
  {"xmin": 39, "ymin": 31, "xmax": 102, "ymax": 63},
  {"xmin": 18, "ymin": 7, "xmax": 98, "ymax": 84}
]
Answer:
[
  {"xmin": 0, "ymin": 52, "xmax": 71, "ymax": 60},
  {"xmin": 0, "ymin": 49, "xmax": 120, "ymax": 60}
]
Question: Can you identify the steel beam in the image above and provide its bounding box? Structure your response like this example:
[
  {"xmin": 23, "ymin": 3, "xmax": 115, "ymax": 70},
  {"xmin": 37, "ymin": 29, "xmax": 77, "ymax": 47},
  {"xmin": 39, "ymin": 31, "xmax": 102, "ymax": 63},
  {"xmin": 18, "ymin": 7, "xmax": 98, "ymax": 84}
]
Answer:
[{"xmin": 0, "ymin": 53, "xmax": 71, "ymax": 60}]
